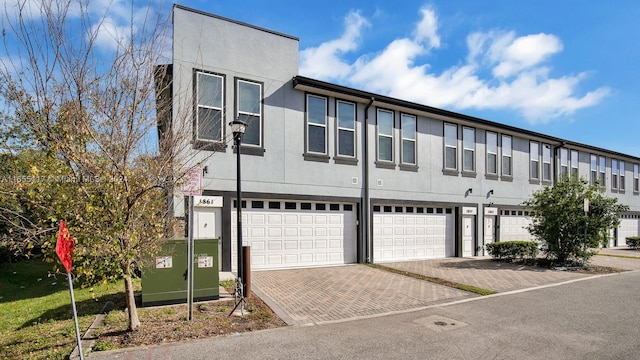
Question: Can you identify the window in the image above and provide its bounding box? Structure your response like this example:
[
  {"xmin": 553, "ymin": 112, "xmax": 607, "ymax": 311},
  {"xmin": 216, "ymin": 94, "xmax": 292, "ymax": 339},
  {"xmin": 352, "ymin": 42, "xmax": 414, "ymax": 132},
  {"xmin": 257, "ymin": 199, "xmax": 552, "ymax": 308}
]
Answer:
[
  {"xmin": 542, "ymin": 144, "xmax": 551, "ymax": 181},
  {"xmin": 306, "ymin": 94, "xmax": 327, "ymax": 154},
  {"xmin": 486, "ymin": 131, "xmax": 498, "ymax": 175},
  {"xmin": 599, "ymin": 156, "xmax": 606, "ymax": 186},
  {"xmin": 570, "ymin": 150, "xmax": 579, "ymax": 178},
  {"xmin": 401, "ymin": 114, "xmax": 416, "ymax": 165},
  {"xmin": 559, "ymin": 148, "xmax": 568, "ymax": 178},
  {"xmin": 236, "ymin": 79, "xmax": 262, "ymax": 146},
  {"xmin": 620, "ymin": 161, "xmax": 626, "ymax": 191},
  {"xmin": 612, "ymin": 159, "xmax": 618, "ymax": 190},
  {"xmin": 634, "ymin": 164, "xmax": 639, "ymax": 192},
  {"xmin": 444, "ymin": 123, "xmax": 457, "ymax": 170},
  {"xmin": 530, "ymin": 141, "xmax": 540, "ymax": 180},
  {"xmin": 590, "ymin": 155, "xmax": 597, "ymax": 185},
  {"xmin": 502, "ymin": 135, "xmax": 512, "ymax": 177},
  {"xmin": 462, "ymin": 127, "xmax": 475, "ymax": 172},
  {"xmin": 377, "ymin": 109, "xmax": 394, "ymax": 162},
  {"xmin": 337, "ymin": 101, "xmax": 356, "ymax": 157},
  {"xmin": 196, "ymin": 71, "xmax": 224, "ymax": 142}
]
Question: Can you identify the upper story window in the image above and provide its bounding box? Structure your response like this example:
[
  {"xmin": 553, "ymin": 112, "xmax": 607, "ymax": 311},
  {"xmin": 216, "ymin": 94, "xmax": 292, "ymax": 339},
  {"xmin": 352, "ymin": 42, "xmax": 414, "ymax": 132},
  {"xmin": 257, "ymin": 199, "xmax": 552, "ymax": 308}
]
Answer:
[
  {"xmin": 530, "ymin": 141, "xmax": 540, "ymax": 180},
  {"xmin": 337, "ymin": 100, "xmax": 356, "ymax": 158},
  {"xmin": 590, "ymin": 154, "xmax": 597, "ymax": 185},
  {"xmin": 502, "ymin": 135, "xmax": 512, "ymax": 177},
  {"xmin": 542, "ymin": 144, "xmax": 551, "ymax": 182},
  {"xmin": 612, "ymin": 159, "xmax": 619, "ymax": 190},
  {"xmin": 559, "ymin": 148, "xmax": 568, "ymax": 178},
  {"xmin": 196, "ymin": 71, "xmax": 224, "ymax": 142},
  {"xmin": 236, "ymin": 79, "xmax": 262, "ymax": 147},
  {"xmin": 444, "ymin": 123, "xmax": 458, "ymax": 171},
  {"xmin": 306, "ymin": 94, "xmax": 327, "ymax": 154},
  {"xmin": 486, "ymin": 131, "xmax": 498, "ymax": 176},
  {"xmin": 634, "ymin": 164, "xmax": 639, "ymax": 193},
  {"xmin": 620, "ymin": 161, "xmax": 626, "ymax": 191},
  {"xmin": 377, "ymin": 109, "xmax": 394, "ymax": 162},
  {"xmin": 599, "ymin": 156, "xmax": 606, "ymax": 186},
  {"xmin": 570, "ymin": 150, "xmax": 579, "ymax": 178},
  {"xmin": 401, "ymin": 114, "xmax": 416, "ymax": 165},
  {"xmin": 462, "ymin": 127, "xmax": 475, "ymax": 173}
]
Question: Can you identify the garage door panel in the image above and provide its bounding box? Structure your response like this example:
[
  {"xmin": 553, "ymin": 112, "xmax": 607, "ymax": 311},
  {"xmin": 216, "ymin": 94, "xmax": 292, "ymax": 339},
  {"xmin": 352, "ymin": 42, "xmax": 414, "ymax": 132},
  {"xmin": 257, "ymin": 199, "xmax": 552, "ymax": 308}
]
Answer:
[
  {"xmin": 232, "ymin": 201, "xmax": 356, "ymax": 270},
  {"xmin": 373, "ymin": 208, "xmax": 454, "ymax": 262}
]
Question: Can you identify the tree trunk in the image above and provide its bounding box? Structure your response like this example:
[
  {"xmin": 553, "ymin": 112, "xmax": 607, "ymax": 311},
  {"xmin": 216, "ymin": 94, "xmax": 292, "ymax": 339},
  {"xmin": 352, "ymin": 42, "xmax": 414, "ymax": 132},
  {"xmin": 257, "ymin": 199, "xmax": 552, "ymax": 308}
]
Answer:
[{"xmin": 124, "ymin": 274, "xmax": 140, "ymax": 331}]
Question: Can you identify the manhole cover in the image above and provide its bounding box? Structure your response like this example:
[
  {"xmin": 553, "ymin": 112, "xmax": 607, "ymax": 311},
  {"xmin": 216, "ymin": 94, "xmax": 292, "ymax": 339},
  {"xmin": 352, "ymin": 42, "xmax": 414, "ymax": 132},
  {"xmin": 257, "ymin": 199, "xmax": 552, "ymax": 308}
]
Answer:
[{"xmin": 414, "ymin": 315, "xmax": 468, "ymax": 332}]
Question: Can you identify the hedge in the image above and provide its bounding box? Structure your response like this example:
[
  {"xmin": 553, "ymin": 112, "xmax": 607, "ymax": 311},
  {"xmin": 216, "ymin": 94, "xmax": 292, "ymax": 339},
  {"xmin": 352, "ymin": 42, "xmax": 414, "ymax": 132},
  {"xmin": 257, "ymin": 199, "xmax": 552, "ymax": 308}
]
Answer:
[
  {"xmin": 626, "ymin": 236, "xmax": 640, "ymax": 250},
  {"xmin": 485, "ymin": 241, "xmax": 539, "ymax": 261}
]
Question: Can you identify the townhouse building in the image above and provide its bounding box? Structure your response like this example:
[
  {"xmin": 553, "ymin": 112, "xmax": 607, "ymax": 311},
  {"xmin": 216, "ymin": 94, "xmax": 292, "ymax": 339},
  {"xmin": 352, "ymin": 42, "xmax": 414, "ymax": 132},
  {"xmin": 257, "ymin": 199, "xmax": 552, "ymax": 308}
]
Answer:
[{"xmin": 163, "ymin": 5, "xmax": 640, "ymax": 272}]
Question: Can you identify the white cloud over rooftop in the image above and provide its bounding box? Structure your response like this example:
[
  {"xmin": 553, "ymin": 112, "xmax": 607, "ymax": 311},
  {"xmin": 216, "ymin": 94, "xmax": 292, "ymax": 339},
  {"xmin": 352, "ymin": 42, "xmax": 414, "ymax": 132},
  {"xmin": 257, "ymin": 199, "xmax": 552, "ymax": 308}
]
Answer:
[{"xmin": 299, "ymin": 6, "xmax": 610, "ymax": 124}]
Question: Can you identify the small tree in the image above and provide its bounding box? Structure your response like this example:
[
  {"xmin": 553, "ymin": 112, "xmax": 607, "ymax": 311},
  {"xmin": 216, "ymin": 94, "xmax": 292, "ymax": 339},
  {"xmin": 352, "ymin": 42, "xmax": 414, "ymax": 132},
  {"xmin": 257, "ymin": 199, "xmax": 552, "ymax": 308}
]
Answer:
[{"xmin": 523, "ymin": 176, "xmax": 628, "ymax": 265}]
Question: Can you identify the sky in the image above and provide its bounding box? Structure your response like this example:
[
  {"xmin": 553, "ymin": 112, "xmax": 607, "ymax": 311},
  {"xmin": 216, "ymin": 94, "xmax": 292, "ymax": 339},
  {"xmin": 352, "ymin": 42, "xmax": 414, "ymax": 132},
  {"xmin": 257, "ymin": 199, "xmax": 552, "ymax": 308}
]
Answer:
[
  {"xmin": 2, "ymin": 1, "xmax": 639, "ymax": 157},
  {"xmin": 178, "ymin": 0, "xmax": 640, "ymax": 157}
]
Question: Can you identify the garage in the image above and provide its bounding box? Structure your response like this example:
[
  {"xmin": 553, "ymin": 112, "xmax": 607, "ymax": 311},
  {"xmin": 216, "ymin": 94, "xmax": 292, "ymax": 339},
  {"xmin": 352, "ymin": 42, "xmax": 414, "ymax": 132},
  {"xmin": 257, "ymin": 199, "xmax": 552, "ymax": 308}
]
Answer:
[
  {"xmin": 617, "ymin": 214, "xmax": 640, "ymax": 247},
  {"xmin": 373, "ymin": 205, "xmax": 455, "ymax": 262},
  {"xmin": 231, "ymin": 200, "xmax": 357, "ymax": 270},
  {"xmin": 499, "ymin": 209, "xmax": 535, "ymax": 242}
]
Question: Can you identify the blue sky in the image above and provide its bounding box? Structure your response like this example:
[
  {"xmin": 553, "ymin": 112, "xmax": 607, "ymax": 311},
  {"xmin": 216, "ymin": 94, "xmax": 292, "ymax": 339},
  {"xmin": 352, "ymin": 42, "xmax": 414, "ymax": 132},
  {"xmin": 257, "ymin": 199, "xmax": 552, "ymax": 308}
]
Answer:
[
  {"xmin": 180, "ymin": 0, "xmax": 640, "ymax": 156},
  {"xmin": 2, "ymin": 1, "xmax": 638, "ymax": 157}
]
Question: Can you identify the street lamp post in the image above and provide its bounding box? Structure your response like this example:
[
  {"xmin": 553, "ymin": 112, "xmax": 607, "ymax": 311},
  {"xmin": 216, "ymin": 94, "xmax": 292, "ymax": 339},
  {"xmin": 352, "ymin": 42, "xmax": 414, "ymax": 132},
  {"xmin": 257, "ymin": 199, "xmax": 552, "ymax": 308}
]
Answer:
[{"xmin": 230, "ymin": 118, "xmax": 248, "ymax": 307}]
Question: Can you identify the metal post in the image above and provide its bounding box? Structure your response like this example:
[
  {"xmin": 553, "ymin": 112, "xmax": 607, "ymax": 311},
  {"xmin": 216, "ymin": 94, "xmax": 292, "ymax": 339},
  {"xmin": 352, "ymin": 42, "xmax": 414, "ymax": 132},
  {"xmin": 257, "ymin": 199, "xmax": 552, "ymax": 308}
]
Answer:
[
  {"xmin": 187, "ymin": 195, "xmax": 194, "ymax": 321},
  {"xmin": 67, "ymin": 274, "xmax": 84, "ymax": 360},
  {"xmin": 235, "ymin": 132, "xmax": 243, "ymax": 298}
]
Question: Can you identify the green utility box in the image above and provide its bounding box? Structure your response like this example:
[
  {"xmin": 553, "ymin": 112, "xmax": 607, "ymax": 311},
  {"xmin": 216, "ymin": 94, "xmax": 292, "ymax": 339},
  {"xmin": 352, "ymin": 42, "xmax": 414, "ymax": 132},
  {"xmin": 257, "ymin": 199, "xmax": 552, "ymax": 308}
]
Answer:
[{"xmin": 142, "ymin": 238, "xmax": 219, "ymax": 306}]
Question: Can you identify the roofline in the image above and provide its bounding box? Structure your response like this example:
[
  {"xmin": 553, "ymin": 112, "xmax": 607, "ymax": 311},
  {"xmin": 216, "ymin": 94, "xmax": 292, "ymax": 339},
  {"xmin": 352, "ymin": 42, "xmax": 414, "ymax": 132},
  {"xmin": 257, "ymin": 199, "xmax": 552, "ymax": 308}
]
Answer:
[
  {"xmin": 293, "ymin": 75, "xmax": 640, "ymax": 162},
  {"xmin": 173, "ymin": 4, "xmax": 299, "ymax": 42}
]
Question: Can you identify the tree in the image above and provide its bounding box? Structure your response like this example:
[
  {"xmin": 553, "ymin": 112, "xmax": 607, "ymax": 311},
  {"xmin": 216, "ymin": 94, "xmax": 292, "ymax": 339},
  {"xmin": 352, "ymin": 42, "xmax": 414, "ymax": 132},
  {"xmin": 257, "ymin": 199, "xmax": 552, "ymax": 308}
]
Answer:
[
  {"xmin": 523, "ymin": 176, "xmax": 629, "ymax": 265},
  {"xmin": 0, "ymin": 1, "xmax": 199, "ymax": 330}
]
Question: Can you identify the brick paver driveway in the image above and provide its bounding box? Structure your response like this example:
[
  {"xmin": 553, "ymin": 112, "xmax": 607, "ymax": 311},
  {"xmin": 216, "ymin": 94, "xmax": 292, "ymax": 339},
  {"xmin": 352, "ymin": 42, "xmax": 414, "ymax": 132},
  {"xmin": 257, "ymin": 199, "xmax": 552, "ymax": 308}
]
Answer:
[
  {"xmin": 383, "ymin": 258, "xmax": 588, "ymax": 293},
  {"xmin": 252, "ymin": 265, "xmax": 475, "ymax": 326}
]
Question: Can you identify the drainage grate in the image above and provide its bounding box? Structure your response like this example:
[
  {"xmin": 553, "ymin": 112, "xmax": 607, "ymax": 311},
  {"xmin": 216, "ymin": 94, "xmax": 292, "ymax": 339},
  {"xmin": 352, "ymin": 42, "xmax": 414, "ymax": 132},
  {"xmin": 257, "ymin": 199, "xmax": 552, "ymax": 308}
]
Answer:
[{"xmin": 414, "ymin": 315, "xmax": 467, "ymax": 332}]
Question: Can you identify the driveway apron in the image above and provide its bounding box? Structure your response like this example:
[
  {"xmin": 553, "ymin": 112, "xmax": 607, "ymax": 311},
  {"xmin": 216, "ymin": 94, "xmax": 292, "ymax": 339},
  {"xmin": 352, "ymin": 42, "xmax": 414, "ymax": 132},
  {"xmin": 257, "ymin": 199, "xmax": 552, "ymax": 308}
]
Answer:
[{"xmin": 252, "ymin": 264, "xmax": 475, "ymax": 326}]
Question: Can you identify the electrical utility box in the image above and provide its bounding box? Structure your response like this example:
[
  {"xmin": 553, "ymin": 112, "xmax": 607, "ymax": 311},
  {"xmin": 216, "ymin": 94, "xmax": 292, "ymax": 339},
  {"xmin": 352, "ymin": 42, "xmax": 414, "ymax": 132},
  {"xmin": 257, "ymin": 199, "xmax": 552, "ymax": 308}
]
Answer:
[{"xmin": 142, "ymin": 238, "xmax": 219, "ymax": 306}]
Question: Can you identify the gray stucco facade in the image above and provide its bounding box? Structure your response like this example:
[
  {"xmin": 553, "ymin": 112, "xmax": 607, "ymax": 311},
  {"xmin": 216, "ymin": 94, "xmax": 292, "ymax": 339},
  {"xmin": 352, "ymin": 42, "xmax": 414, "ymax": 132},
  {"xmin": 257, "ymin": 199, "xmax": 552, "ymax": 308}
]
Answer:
[{"xmin": 167, "ymin": 5, "xmax": 640, "ymax": 271}]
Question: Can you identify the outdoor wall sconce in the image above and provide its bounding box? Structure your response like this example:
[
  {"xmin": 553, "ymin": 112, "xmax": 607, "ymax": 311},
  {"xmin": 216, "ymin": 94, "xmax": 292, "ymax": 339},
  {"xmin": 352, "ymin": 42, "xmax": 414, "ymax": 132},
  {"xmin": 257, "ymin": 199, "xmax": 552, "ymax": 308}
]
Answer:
[
  {"xmin": 203, "ymin": 166, "xmax": 208, "ymax": 175},
  {"xmin": 489, "ymin": 189, "xmax": 494, "ymax": 195},
  {"xmin": 467, "ymin": 188, "xmax": 473, "ymax": 194}
]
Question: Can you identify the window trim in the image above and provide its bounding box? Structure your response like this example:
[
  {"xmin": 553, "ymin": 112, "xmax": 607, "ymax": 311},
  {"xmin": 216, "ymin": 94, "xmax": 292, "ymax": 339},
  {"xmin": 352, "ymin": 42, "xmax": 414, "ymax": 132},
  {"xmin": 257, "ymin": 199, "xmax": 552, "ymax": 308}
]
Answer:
[
  {"xmin": 376, "ymin": 108, "xmax": 395, "ymax": 165},
  {"xmin": 486, "ymin": 131, "xmax": 498, "ymax": 176},
  {"xmin": 570, "ymin": 150, "xmax": 579, "ymax": 178},
  {"xmin": 542, "ymin": 143, "xmax": 551, "ymax": 182},
  {"xmin": 590, "ymin": 154, "xmax": 598, "ymax": 185},
  {"xmin": 400, "ymin": 113, "xmax": 417, "ymax": 166},
  {"xmin": 634, "ymin": 163, "xmax": 639, "ymax": 193},
  {"xmin": 305, "ymin": 93, "xmax": 329, "ymax": 158},
  {"xmin": 194, "ymin": 70, "xmax": 226, "ymax": 149},
  {"xmin": 335, "ymin": 99, "xmax": 357, "ymax": 160},
  {"xmin": 612, "ymin": 159, "xmax": 619, "ymax": 190},
  {"xmin": 620, "ymin": 161, "xmax": 626, "ymax": 192},
  {"xmin": 462, "ymin": 126, "xmax": 476, "ymax": 174},
  {"xmin": 530, "ymin": 141, "xmax": 540, "ymax": 181},
  {"xmin": 444, "ymin": 122, "xmax": 458, "ymax": 173},
  {"xmin": 235, "ymin": 78, "xmax": 264, "ymax": 150},
  {"xmin": 501, "ymin": 135, "xmax": 512, "ymax": 179},
  {"xmin": 559, "ymin": 148, "xmax": 568, "ymax": 179},
  {"xmin": 599, "ymin": 156, "xmax": 606, "ymax": 188}
]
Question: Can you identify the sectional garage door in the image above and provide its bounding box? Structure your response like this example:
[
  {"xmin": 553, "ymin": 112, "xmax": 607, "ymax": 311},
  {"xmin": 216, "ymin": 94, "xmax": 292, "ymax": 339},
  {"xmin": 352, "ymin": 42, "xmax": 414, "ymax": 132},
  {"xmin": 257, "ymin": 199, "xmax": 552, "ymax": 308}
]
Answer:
[
  {"xmin": 373, "ymin": 205, "xmax": 455, "ymax": 262},
  {"xmin": 499, "ymin": 209, "xmax": 536, "ymax": 242},
  {"xmin": 618, "ymin": 214, "xmax": 640, "ymax": 247},
  {"xmin": 232, "ymin": 200, "xmax": 357, "ymax": 270}
]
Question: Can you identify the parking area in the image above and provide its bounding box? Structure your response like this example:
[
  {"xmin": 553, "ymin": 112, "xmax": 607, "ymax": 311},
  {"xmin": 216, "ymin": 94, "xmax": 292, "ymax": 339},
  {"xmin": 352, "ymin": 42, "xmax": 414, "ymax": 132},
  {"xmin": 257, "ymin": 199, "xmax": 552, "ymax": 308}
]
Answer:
[{"xmin": 251, "ymin": 265, "xmax": 475, "ymax": 325}]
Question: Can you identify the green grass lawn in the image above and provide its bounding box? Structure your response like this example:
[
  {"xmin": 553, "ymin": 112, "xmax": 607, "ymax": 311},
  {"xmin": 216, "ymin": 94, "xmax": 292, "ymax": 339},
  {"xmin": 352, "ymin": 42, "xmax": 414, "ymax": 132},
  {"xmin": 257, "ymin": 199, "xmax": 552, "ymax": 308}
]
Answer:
[{"xmin": 0, "ymin": 259, "xmax": 130, "ymax": 360}]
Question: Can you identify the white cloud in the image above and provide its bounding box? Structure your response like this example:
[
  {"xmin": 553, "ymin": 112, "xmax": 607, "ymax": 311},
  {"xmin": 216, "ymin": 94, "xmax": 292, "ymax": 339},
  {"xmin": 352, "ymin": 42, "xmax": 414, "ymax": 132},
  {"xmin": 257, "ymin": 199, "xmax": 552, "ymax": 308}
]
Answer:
[
  {"xmin": 299, "ymin": 10, "xmax": 369, "ymax": 80},
  {"xmin": 300, "ymin": 7, "xmax": 610, "ymax": 124}
]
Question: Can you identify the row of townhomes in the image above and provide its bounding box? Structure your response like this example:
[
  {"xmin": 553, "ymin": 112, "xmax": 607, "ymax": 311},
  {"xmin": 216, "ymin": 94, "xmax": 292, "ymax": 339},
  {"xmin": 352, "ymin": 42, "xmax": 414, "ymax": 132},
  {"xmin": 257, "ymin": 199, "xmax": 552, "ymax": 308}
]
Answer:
[{"xmin": 162, "ymin": 5, "xmax": 640, "ymax": 272}]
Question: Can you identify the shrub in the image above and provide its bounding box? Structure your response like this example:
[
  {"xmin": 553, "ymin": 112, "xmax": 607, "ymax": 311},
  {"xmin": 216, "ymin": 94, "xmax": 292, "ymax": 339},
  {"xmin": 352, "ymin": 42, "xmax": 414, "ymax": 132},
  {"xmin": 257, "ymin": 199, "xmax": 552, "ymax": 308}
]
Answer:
[
  {"xmin": 486, "ymin": 241, "xmax": 539, "ymax": 262},
  {"xmin": 626, "ymin": 236, "xmax": 640, "ymax": 250}
]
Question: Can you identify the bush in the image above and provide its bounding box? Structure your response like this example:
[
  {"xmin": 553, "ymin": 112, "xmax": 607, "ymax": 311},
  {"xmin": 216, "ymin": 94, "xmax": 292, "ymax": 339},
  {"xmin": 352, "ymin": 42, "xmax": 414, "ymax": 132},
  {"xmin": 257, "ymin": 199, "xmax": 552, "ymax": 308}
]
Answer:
[
  {"xmin": 486, "ymin": 241, "xmax": 540, "ymax": 262},
  {"xmin": 626, "ymin": 236, "xmax": 640, "ymax": 250}
]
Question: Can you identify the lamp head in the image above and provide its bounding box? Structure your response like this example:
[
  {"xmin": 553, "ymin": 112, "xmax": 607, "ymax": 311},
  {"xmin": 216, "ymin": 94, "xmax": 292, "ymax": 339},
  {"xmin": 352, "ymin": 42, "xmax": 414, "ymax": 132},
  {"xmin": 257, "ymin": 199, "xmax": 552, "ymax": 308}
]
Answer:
[{"xmin": 230, "ymin": 118, "xmax": 248, "ymax": 135}]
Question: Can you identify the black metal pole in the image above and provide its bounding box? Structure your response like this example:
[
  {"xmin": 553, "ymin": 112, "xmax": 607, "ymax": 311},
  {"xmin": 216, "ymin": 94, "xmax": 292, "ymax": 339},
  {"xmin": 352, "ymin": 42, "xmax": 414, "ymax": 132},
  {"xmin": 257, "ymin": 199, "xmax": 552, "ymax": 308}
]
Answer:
[{"xmin": 235, "ymin": 133, "xmax": 243, "ymax": 293}]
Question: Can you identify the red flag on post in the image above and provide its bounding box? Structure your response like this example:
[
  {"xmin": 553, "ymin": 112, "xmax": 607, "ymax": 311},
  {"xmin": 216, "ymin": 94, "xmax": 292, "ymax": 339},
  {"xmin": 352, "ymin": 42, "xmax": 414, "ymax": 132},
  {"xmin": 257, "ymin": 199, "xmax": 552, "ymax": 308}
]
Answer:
[{"xmin": 56, "ymin": 220, "xmax": 74, "ymax": 273}]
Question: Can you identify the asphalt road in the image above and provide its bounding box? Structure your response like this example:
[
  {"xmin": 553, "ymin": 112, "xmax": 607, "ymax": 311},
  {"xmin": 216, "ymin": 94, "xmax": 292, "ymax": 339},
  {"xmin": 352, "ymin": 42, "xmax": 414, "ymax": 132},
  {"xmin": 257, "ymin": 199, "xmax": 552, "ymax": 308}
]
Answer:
[{"xmin": 89, "ymin": 271, "xmax": 640, "ymax": 360}]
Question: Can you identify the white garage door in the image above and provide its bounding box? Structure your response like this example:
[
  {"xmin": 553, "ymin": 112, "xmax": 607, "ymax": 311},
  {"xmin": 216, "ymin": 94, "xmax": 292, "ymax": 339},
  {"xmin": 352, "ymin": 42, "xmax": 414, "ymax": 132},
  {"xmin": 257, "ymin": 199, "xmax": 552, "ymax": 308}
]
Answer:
[
  {"xmin": 618, "ymin": 215, "xmax": 640, "ymax": 247},
  {"xmin": 373, "ymin": 205, "xmax": 455, "ymax": 262},
  {"xmin": 499, "ymin": 210, "xmax": 535, "ymax": 242},
  {"xmin": 232, "ymin": 200, "xmax": 357, "ymax": 270}
]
